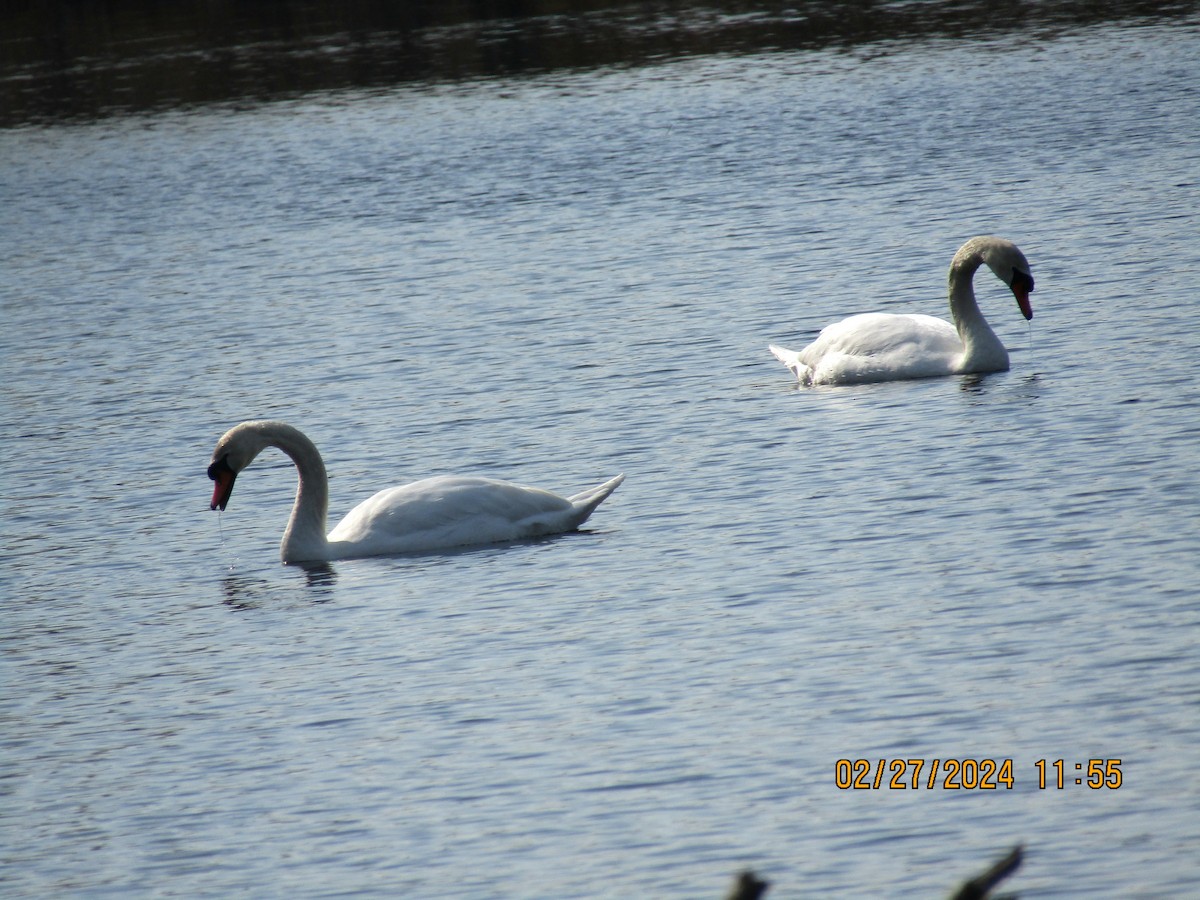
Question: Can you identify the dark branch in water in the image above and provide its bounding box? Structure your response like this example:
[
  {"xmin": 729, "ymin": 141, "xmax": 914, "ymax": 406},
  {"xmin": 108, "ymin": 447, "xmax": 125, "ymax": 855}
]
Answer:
[
  {"xmin": 725, "ymin": 870, "xmax": 769, "ymax": 900},
  {"xmin": 949, "ymin": 844, "xmax": 1024, "ymax": 900},
  {"xmin": 722, "ymin": 843, "xmax": 1023, "ymax": 899}
]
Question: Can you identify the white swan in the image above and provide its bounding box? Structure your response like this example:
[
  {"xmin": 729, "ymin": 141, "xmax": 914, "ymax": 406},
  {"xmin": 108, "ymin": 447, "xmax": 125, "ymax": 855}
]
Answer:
[
  {"xmin": 769, "ymin": 236, "xmax": 1035, "ymax": 385},
  {"xmin": 207, "ymin": 420, "xmax": 624, "ymax": 563}
]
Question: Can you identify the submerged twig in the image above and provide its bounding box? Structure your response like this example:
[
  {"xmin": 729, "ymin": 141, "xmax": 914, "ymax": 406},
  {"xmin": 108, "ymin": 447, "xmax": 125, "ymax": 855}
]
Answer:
[
  {"xmin": 948, "ymin": 844, "xmax": 1023, "ymax": 900},
  {"xmin": 719, "ymin": 843, "xmax": 1023, "ymax": 899},
  {"xmin": 725, "ymin": 870, "xmax": 770, "ymax": 900}
]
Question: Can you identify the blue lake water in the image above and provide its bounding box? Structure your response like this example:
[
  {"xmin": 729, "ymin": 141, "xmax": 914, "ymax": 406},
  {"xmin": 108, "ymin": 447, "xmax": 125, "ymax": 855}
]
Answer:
[{"xmin": 3, "ymin": 7, "xmax": 1199, "ymax": 897}]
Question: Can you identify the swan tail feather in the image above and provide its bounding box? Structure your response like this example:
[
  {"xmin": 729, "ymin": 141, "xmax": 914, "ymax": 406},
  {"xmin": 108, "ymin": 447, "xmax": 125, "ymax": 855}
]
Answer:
[
  {"xmin": 567, "ymin": 473, "xmax": 625, "ymax": 525},
  {"xmin": 768, "ymin": 344, "xmax": 814, "ymax": 384}
]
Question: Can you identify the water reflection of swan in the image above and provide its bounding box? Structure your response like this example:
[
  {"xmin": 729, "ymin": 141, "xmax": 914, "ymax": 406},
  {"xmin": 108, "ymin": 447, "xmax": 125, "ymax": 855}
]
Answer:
[
  {"xmin": 770, "ymin": 236, "xmax": 1035, "ymax": 385},
  {"xmin": 298, "ymin": 561, "xmax": 338, "ymax": 588},
  {"xmin": 221, "ymin": 564, "xmax": 337, "ymax": 609},
  {"xmin": 208, "ymin": 420, "xmax": 623, "ymax": 563}
]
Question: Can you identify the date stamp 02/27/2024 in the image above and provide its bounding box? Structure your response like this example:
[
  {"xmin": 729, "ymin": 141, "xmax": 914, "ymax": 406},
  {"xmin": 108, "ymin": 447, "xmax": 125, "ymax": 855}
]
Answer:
[{"xmin": 834, "ymin": 758, "xmax": 1124, "ymax": 790}]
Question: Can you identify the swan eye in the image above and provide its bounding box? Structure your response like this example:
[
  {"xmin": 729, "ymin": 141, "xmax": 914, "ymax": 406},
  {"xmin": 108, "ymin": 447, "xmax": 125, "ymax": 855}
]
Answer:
[{"xmin": 1011, "ymin": 269, "xmax": 1034, "ymax": 292}]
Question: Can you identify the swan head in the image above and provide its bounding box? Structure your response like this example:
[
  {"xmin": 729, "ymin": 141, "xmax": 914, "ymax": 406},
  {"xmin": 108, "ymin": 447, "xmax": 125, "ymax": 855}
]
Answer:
[
  {"xmin": 207, "ymin": 420, "xmax": 276, "ymax": 511},
  {"xmin": 978, "ymin": 237, "xmax": 1035, "ymax": 321}
]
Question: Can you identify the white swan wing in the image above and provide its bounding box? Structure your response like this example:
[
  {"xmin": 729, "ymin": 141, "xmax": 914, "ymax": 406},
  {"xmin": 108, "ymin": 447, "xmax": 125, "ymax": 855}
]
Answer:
[
  {"xmin": 326, "ymin": 474, "xmax": 622, "ymax": 557},
  {"xmin": 774, "ymin": 313, "xmax": 963, "ymax": 384}
]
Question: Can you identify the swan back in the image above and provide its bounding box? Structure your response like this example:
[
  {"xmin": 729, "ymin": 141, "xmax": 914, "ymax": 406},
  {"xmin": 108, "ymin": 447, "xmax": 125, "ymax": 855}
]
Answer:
[{"xmin": 324, "ymin": 473, "xmax": 625, "ymax": 559}]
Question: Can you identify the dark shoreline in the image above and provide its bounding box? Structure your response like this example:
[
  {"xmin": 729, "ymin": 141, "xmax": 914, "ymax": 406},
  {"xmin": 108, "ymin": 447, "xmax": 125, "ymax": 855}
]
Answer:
[{"xmin": 3, "ymin": 0, "xmax": 1196, "ymax": 126}]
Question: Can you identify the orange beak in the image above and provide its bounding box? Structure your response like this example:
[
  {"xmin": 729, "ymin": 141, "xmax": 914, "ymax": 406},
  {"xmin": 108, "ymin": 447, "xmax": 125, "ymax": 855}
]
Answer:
[
  {"xmin": 208, "ymin": 458, "xmax": 237, "ymax": 510},
  {"xmin": 1014, "ymin": 285, "xmax": 1033, "ymax": 321},
  {"xmin": 1011, "ymin": 270, "xmax": 1034, "ymax": 321}
]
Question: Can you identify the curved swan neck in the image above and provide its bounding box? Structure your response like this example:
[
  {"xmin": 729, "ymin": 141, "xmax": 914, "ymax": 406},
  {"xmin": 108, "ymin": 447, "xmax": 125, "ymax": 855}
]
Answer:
[
  {"xmin": 248, "ymin": 422, "xmax": 330, "ymax": 562},
  {"xmin": 947, "ymin": 240, "xmax": 1007, "ymax": 371}
]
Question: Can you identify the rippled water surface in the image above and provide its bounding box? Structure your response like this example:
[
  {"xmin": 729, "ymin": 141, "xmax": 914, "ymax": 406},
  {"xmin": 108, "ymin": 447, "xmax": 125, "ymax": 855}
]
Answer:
[{"xmin": 3, "ymin": 7, "xmax": 1200, "ymax": 897}]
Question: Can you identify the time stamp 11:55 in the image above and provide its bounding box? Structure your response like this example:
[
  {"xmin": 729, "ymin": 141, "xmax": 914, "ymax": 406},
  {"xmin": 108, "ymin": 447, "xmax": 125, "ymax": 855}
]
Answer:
[{"xmin": 834, "ymin": 758, "xmax": 1124, "ymax": 790}]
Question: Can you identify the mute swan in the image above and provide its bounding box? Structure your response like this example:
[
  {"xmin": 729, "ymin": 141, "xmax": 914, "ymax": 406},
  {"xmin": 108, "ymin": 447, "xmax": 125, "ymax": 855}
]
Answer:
[
  {"xmin": 207, "ymin": 420, "xmax": 624, "ymax": 563},
  {"xmin": 769, "ymin": 236, "xmax": 1035, "ymax": 385}
]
